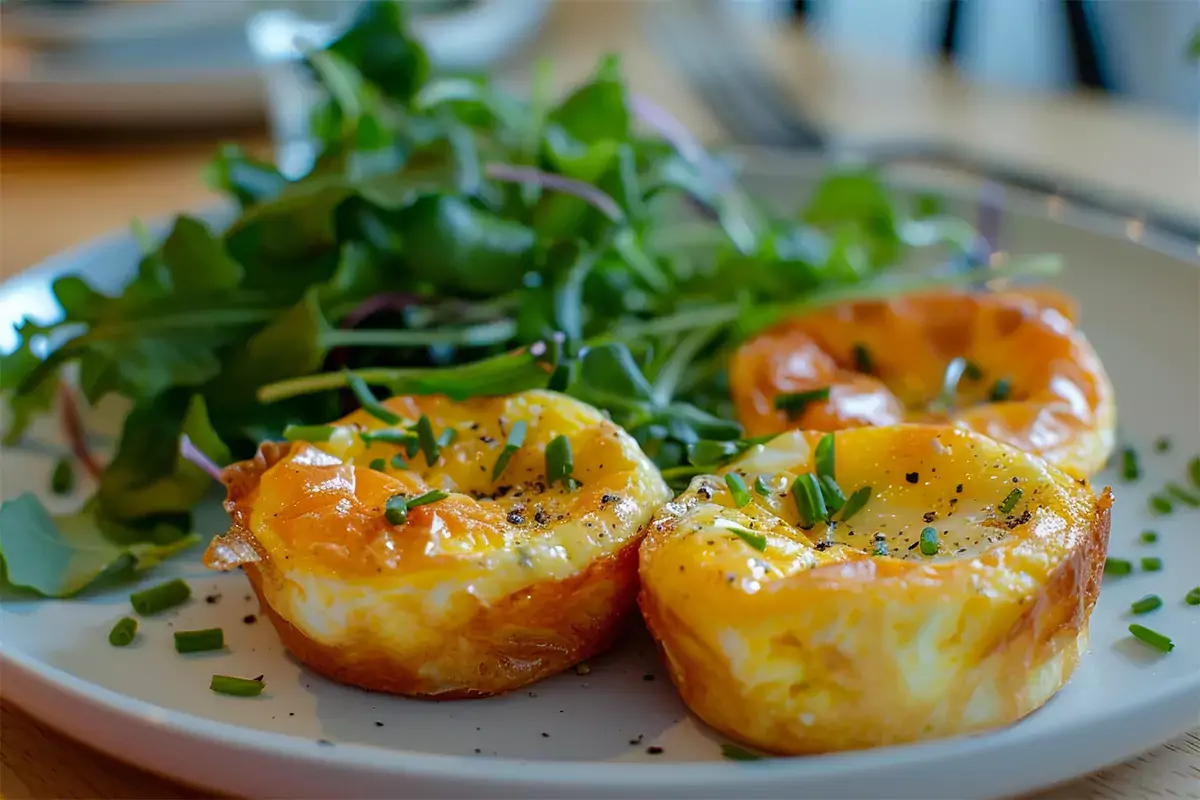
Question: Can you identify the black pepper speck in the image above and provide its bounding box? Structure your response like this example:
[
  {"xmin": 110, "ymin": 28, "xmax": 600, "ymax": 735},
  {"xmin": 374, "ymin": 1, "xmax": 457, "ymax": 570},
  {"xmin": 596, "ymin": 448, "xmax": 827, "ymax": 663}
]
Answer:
[
  {"xmin": 647, "ymin": 746, "xmax": 664, "ymax": 755},
  {"xmin": 906, "ymin": 472, "xmax": 919, "ymax": 484}
]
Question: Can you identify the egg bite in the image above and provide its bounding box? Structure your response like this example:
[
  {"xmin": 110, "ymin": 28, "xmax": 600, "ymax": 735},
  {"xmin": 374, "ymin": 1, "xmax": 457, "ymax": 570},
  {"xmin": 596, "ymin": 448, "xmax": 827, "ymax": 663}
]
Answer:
[
  {"xmin": 730, "ymin": 289, "xmax": 1115, "ymax": 477},
  {"xmin": 638, "ymin": 425, "xmax": 1112, "ymax": 754},
  {"xmin": 205, "ymin": 389, "xmax": 672, "ymax": 698}
]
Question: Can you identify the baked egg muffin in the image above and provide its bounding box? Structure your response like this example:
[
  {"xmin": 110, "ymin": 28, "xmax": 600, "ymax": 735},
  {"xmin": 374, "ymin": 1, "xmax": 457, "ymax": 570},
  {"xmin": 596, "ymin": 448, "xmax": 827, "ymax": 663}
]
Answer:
[
  {"xmin": 206, "ymin": 389, "xmax": 671, "ymax": 698},
  {"xmin": 638, "ymin": 425, "xmax": 1112, "ymax": 753},
  {"xmin": 731, "ymin": 289, "xmax": 1115, "ymax": 476}
]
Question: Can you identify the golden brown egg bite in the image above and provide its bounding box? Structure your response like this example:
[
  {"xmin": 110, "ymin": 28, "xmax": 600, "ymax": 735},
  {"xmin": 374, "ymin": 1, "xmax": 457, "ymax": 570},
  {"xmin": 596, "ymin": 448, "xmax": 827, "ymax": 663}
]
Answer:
[
  {"xmin": 730, "ymin": 289, "xmax": 1115, "ymax": 477},
  {"xmin": 638, "ymin": 425, "xmax": 1112, "ymax": 754},
  {"xmin": 205, "ymin": 389, "xmax": 672, "ymax": 699}
]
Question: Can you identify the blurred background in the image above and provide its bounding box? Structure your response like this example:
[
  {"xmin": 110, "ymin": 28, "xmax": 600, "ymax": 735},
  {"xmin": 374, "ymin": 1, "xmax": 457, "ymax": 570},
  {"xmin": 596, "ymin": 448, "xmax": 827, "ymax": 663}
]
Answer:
[{"xmin": 2, "ymin": 0, "xmax": 1198, "ymax": 275}]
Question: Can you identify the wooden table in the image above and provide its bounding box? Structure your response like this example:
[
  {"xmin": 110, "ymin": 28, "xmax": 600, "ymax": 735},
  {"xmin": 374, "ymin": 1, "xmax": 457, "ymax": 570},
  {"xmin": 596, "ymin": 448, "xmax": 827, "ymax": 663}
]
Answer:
[{"xmin": 2, "ymin": 3, "xmax": 1197, "ymax": 798}]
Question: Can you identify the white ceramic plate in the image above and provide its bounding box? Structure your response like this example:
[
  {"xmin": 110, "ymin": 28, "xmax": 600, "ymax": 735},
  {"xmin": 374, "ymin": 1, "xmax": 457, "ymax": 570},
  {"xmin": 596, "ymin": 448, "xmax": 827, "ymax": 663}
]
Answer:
[{"xmin": 1, "ymin": 161, "xmax": 1198, "ymax": 799}]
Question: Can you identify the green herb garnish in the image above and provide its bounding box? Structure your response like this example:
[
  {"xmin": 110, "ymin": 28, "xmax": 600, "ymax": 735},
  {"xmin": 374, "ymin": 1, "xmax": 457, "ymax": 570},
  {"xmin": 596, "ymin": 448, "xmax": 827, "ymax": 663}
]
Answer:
[
  {"xmin": 1128, "ymin": 624, "xmax": 1173, "ymax": 653},
  {"xmin": 721, "ymin": 743, "xmax": 765, "ymax": 761},
  {"xmin": 1190, "ymin": 456, "xmax": 1200, "ymax": 489},
  {"xmin": 384, "ymin": 489, "xmax": 448, "ymax": 525},
  {"xmin": 130, "ymin": 578, "xmax": 192, "ymax": 615},
  {"xmin": 814, "ymin": 433, "xmax": 835, "ymax": 480},
  {"xmin": 1153, "ymin": 436, "xmax": 1171, "ymax": 453},
  {"xmin": 792, "ymin": 473, "xmax": 827, "ymax": 528},
  {"xmin": 50, "ymin": 458, "xmax": 75, "ymax": 495},
  {"xmin": 753, "ymin": 476, "xmax": 772, "ymax": 497},
  {"xmin": 545, "ymin": 435, "xmax": 578, "ymax": 490},
  {"xmin": 998, "ymin": 487, "xmax": 1023, "ymax": 515},
  {"xmin": 346, "ymin": 373, "xmax": 401, "ymax": 425},
  {"xmin": 919, "ymin": 526, "xmax": 939, "ymax": 555},
  {"xmin": 174, "ymin": 628, "xmax": 225, "ymax": 654},
  {"xmin": 988, "ymin": 378, "xmax": 1012, "ymax": 402},
  {"xmin": 839, "ymin": 486, "xmax": 872, "ymax": 522},
  {"xmin": 818, "ymin": 475, "xmax": 846, "ymax": 515},
  {"xmin": 871, "ymin": 535, "xmax": 889, "ymax": 557},
  {"xmin": 725, "ymin": 473, "xmax": 752, "ymax": 508},
  {"xmin": 369, "ymin": 458, "xmax": 386, "ymax": 472},
  {"xmin": 108, "ymin": 617, "xmax": 138, "ymax": 647},
  {"xmin": 1139, "ymin": 530, "xmax": 1158, "ymax": 544},
  {"xmin": 1140, "ymin": 556, "xmax": 1162, "ymax": 572},
  {"xmin": 491, "ymin": 419, "xmax": 527, "ymax": 481},
  {"xmin": 391, "ymin": 454, "xmax": 407, "ymax": 470},
  {"xmin": 210, "ymin": 674, "xmax": 266, "ymax": 697},
  {"xmin": 1121, "ymin": 448, "xmax": 1141, "ymax": 482},
  {"xmin": 1164, "ymin": 482, "xmax": 1200, "ymax": 507},
  {"xmin": 1104, "ymin": 558, "xmax": 1133, "ymax": 576},
  {"xmin": 774, "ymin": 388, "xmax": 830, "ymax": 418},
  {"xmin": 1130, "ymin": 595, "xmax": 1162, "ymax": 615},
  {"xmin": 1148, "ymin": 495, "xmax": 1173, "ymax": 515},
  {"xmin": 1186, "ymin": 586, "xmax": 1200, "ymax": 606},
  {"xmin": 727, "ymin": 526, "xmax": 767, "ymax": 552},
  {"xmin": 413, "ymin": 415, "xmax": 440, "ymax": 466}
]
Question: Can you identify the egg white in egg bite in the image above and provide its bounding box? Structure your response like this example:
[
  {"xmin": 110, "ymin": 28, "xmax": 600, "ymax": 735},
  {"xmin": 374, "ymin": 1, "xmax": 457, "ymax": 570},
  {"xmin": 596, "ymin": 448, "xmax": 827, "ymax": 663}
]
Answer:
[
  {"xmin": 206, "ymin": 389, "xmax": 671, "ymax": 698},
  {"xmin": 638, "ymin": 424, "xmax": 1111, "ymax": 753}
]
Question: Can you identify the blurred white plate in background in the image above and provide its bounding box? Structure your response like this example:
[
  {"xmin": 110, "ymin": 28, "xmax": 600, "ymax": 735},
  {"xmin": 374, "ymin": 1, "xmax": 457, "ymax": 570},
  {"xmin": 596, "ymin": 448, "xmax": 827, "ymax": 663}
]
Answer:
[{"xmin": 0, "ymin": 0, "xmax": 550, "ymax": 128}]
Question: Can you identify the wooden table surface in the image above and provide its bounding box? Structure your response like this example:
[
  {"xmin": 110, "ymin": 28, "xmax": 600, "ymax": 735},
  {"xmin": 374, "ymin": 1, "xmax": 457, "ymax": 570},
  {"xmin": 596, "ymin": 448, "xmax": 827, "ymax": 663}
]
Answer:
[{"xmin": 1, "ymin": 3, "xmax": 1198, "ymax": 798}]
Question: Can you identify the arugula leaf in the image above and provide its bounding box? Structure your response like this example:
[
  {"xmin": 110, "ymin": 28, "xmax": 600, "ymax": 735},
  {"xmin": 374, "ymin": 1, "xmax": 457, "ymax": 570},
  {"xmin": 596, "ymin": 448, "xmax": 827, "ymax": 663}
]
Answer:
[
  {"xmin": 97, "ymin": 395, "xmax": 228, "ymax": 522},
  {"xmin": 323, "ymin": 0, "xmax": 430, "ymax": 105},
  {"xmin": 0, "ymin": 493, "xmax": 199, "ymax": 598}
]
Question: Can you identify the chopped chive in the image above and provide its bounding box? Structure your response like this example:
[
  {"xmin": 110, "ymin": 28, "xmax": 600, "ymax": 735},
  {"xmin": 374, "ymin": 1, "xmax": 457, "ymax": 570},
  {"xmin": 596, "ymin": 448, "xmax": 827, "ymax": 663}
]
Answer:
[
  {"xmin": 1140, "ymin": 556, "xmax": 1162, "ymax": 572},
  {"xmin": 345, "ymin": 373, "xmax": 401, "ymax": 425},
  {"xmin": 384, "ymin": 494, "xmax": 409, "ymax": 526},
  {"xmin": 361, "ymin": 429, "xmax": 415, "ymax": 447},
  {"xmin": 1130, "ymin": 595, "xmax": 1162, "ymax": 615},
  {"xmin": 1121, "ymin": 447, "xmax": 1140, "ymax": 482},
  {"xmin": 50, "ymin": 458, "xmax": 75, "ymax": 495},
  {"xmin": 437, "ymin": 427, "xmax": 457, "ymax": 448},
  {"xmin": 1148, "ymin": 494, "xmax": 1172, "ymax": 515},
  {"xmin": 1139, "ymin": 530, "xmax": 1158, "ymax": 544},
  {"xmin": 108, "ymin": 617, "xmax": 138, "ymax": 647},
  {"xmin": 283, "ymin": 424, "xmax": 336, "ymax": 442},
  {"xmin": 725, "ymin": 473, "xmax": 752, "ymax": 508},
  {"xmin": 1186, "ymin": 587, "xmax": 1200, "ymax": 605},
  {"xmin": 1164, "ymin": 482, "xmax": 1200, "ymax": 507},
  {"xmin": 792, "ymin": 473, "xmax": 827, "ymax": 528},
  {"xmin": 998, "ymin": 487, "xmax": 1023, "ymax": 515},
  {"xmin": 174, "ymin": 628, "xmax": 225, "ymax": 654},
  {"xmin": 840, "ymin": 486, "xmax": 872, "ymax": 522},
  {"xmin": 988, "ymin": 377, "xmax": 1012, "ymax": 402},
  {"xmin": 1104, "ymin": 558, "xmax": 1133, "ymax": 575},
  {"xmin": 818, "ymin": 474, "xmax": 846, "ymax": 515},
  {"xmin": 753, "ymin": 476, "xmax": 771, "ymax": 497},
  {"xmin": 853, "ymin": 343, "xmax": 873, "ymax": 375},
  {"xmin": 1153, "ymin": 436, "xmax": 1171, "ymax": 453},
  {"xmin": 492, "ymin": 420, "xmax": 527, "ymax": 481},
  {"xmin": 773, "ymin": 387, "xmax": 830, "ymax": 417},
  {"xmin": 546, "ymin": 434, "xmax": 578, "ymax": 490},
  {"xmin": 728, "ymin": 526, "xmax": 767, "ymax": 552},
  {"xmin": 369, "ymin": 458, "xmax": 386, "ymax": 472},
  {"xmin": 814, "ymin": 433, "xmax": 835, "ymax": 480},
  {"xmin": 210, "ymin": 674, "xmax": 266, "ymax": 697},
  {"xmin": 390, "ymin": 454, "xmax": 407, "ymax": 469},
  {"xmin": 1190, "ymin": 456, "xmax": 1200, "ymax": 489},
  {"xmin": 721, "ymin": 744, "xmax": 764, "ymax": 761},
  {"xmin": 1128, "ymin": 624, "xmax": 1173, "ymax": 653},
  {"xmin": 413, "ymin": 415, "xmax": 440, "ymax": 466},
  {"xmin": 919, "ymin": 526, "xmax": 939, "ymax": 555},
  {"xmin": 406, "ymin": 489, "xmax": 448, "ymax": 509},
  {"xmin": 130, "ymin": 578, "xmax": 191, "ymax": 615},
  {"xmin": 383, "ymin": 490, "xmax": 447, "ymax": 525}
]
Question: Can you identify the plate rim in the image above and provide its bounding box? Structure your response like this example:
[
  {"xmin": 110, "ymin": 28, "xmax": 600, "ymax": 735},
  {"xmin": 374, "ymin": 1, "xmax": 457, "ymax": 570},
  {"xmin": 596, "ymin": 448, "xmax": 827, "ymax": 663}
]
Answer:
[{"xmin": 1, "ymin": 164, "xmax": 1198, "ymax": 797}]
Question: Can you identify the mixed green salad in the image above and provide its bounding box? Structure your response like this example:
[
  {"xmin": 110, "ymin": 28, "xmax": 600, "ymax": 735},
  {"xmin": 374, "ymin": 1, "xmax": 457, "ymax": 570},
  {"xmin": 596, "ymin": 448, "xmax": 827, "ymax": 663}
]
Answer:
[{"xmin": 0, "ymin": 1, "xmax": 1058, "ymax": 598}]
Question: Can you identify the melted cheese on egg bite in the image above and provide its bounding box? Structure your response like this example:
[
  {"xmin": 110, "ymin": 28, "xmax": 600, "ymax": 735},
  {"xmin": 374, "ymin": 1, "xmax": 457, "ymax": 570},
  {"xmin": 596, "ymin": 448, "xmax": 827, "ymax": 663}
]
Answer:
[
  {"xmin": 638, "ymin": 425, "xmax": 1112, "ymax": 754},
  {"xmin": 206, "ymin": 389, "xmax": 671, "ymax": 698}
]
